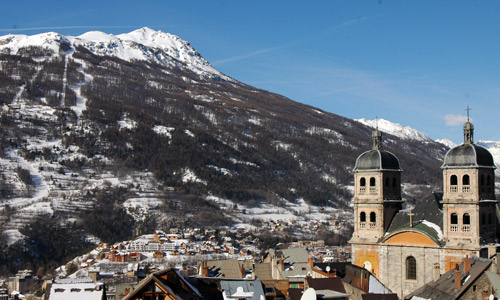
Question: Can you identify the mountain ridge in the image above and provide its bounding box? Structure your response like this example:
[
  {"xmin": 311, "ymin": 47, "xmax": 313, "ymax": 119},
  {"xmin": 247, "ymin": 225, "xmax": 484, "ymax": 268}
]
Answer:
[{"xmin": 0, "ymin": 28, "xmax": 460, "ymax": 273}]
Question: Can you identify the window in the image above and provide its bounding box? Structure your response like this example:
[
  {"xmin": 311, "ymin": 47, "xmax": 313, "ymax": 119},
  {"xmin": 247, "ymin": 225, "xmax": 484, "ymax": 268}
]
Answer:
[
  {"xmin": 463, "ymin": 213, "xmax": 470, "ymax": 225},
  {"xmin": 370, "ymin": 177, "xmax": 376, "ymax": 186},
  {"xmin": 393, "ymin": 177, "xmax": 397, "ymax": 187},
  {"xmin": 450, "ymin": 175, "xmax": 458, "ymax": 185},
  {"xmin": 463, "ymin": 174, "xmax": 470, "ymax": 185},
  {"xmin": 489, "ymin": 213, "xmax": 493, "ymax": 225},
  {"xmin": 370, "ymin": 212, "xmax": 376, "ymax": 223},
  {"xmin": 450, "ymin": 213, "xmax": 459, "ymax": 232},
  {"xmin": 480, "ymin": 175, "xmax": 485, "ymax": 186},
  {"xmin": 406, "ymin": 256, "xmax": 416, "ymax": 280},
  {"xmin": 360, "ymin": 211, "xmax": 366, "ymax": 222},
  {"xmin": 482, "ymin": 213, "xmax": 486, "ymax": 225},
  {"xmin": 385, "ymin": 177, "xmax": 390, "ymax": 187},
  {"xmin": 360, "ymin": 177, "xmax": 366, "ymax": 186},
  {"xmin": 487, "ymin": 175, "xmax": 492, "ymax": 185}
]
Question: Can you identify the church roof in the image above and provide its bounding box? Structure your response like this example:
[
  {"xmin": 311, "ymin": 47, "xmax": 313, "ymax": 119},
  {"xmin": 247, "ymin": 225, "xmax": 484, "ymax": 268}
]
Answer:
[
  {"xmin": 386, "ymin": 192, "xmax": 443, "ymax": 242},
  {"xmin": 442, "ymin": 143, "xmax": 495, "ymax": 168},
  {"xmin": 354, "ymin": 149, "xmax": 401, "ymax": 171}
]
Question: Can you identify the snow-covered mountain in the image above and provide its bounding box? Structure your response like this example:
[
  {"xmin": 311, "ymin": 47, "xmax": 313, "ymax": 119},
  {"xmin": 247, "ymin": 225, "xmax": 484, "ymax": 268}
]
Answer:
[
  {"xmin": 0, "ymin": 28, "xmax": 453, "ymax": 272},
  {"xmin": 355, "ymin": 118, "xmax": 432, "ymax": 142},
  {"xmin": 0, "ymin": 27, "xmax": 228, "ymax": 80}
]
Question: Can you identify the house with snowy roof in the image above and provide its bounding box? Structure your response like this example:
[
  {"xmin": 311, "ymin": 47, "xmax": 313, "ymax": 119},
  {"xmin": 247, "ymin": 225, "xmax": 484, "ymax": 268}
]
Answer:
[{"xmin": 44, "ymin": 277, "xmax": 105, "ymax": 300}]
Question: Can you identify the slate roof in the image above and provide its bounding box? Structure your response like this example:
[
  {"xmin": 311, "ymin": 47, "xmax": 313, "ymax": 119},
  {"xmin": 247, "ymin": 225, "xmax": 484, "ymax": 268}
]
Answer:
[
  {"xmin": 484, "ymin": 271, "xmax": 500, "ymax": 296},
  {"xmin": 254, "ymin": 263, "xmax": 273, "ymax": 280},
  {"xmin": 280, "ymin": 262, "xmax": 313, "ymax": 282},
  {"xmin": 443, "ymin": 143, "xmax": 495, "ymax": 168},
  {"xmin": 406, "ymin": 256, "xmax": 492, "ymax": 300},
  {"xmin": 271, "ymin": 247, "xmax": 310, "ymax": 263},
  {"xmin": 206, "ymin": 259, "xmax": 243, "ymax": 279},
  {"xmin": 354, "ymin": 150, "xmax": 401, "ymax": 171},
  {"xmin": 386, "ymin": 192, "xmax": 443, "ymax": 243}
]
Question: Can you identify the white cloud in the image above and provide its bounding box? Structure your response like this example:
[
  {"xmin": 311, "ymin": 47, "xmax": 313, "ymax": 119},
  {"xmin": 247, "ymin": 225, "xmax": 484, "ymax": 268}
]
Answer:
[{"xmin": 444, "ymin": 114, "xmax": 469, "ymax": 126}]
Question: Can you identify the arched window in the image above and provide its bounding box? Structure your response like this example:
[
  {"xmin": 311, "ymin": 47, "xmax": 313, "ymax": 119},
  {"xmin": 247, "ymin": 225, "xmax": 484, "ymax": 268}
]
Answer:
[
  {"xmin": 487, "ymin": 175, "xmax": 492, "ymax": 186},
  {"xmin": 451, "ymin": 213, "xmax": 458, "ymax": 224},
  {"xmin": 463, "ymin": 174, "xmax": 470, "ymax": 185},
  {"xmin": 450, "ymin": 175, "xmax": 458, "ymax": 185},
  {"xmin": 450, "ymin": 213, "xmax": 458, "ymax": 232},
  {"xmin": 406, "ymin": 256, "xmax": 417, "ymax": 280},
  {"xmin": 393, "ymin": 177, "xmax": 397, "ymax": 188},
  {"xmin": 385, "ymin": 177, "xmax": 390, "ymax": 187},
  {"xmin": 370, "ymin": 212, "xmax": 376, "ymax": 223},
  {"xmin": 480, "ymin": 174, "xmax": 485, "ymax": 186},
  {"xmin": 370, "ymin": 177, "xmax": 376, "ymax": 186},
  {"xmin": 482, "ymin": 213, "xmax": 486, "ymax": 225},
  {"xmin": 463, "ymin": 213, "xmax": 470, "ymax": 225},
  {"xmin": 360, "ymin": 177, "xmax": 366, "ymax": 187},
  {"xmin": 360, "ymin": 211, "xmax": 366, "ymax": 222}
]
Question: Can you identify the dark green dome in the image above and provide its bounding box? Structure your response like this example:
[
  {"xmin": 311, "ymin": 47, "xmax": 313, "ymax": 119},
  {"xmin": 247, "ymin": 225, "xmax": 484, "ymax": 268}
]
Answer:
[
  {"xmin": 354, "ymin": 150, "xmax": 401, "ymax": 171},
  {"xmin": 442, "ymin": 143, "xmax": 495, "ymax": 168}
]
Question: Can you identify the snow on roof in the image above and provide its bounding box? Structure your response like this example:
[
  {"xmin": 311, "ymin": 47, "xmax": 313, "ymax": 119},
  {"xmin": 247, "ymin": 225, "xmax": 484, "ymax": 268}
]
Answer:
[
  {"xmin": 49, "ymin": 282, "xmax": 103, "ymax": 300},
  {"xmin": 421, "ymin": 220, "xmax": 443, "ymax": 240}
]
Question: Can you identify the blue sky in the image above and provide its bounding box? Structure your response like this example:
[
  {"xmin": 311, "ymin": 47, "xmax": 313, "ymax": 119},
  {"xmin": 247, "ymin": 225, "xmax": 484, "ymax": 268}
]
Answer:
[{"xmin": 1, "ymin": 1, "xmax": 499, "ymax": 144}]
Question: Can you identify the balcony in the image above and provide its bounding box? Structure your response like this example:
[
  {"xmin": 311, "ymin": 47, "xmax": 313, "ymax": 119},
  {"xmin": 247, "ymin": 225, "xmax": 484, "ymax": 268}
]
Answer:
[
  {"xmin": 369, "ymin": 222, "xmax": 377, "ymax": 229},
  {"xmin": 369, "ymin": 187, "xmax": 377, "ymax": 194},
  {"xmin": 449, "ymin": 186, "xmax": 458, "ymax": 193},
  {"xmin": 462, "ymin": 225, "xmax": 470, "ymax": 232},
  {"xmin": 359, "ymin": 187, "xmax": 366, "ymax": 194},
  {"xmin": 450, "ymin": 224, "xmax": 459, "ymax": 232},
  {"xmin": 462, "ymin": 185, "xmax": 470, "ymax": 193},
  {"xmin": 359, "ymin": 222, "xmax": 366, "ymax": 229}
]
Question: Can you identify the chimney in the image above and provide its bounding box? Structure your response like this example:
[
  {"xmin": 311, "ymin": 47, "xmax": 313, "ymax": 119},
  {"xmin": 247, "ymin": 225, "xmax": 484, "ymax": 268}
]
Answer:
[
  {"xmin": 433, "ymin": 263, "xmax": 440, "ymax": 281},
  {"xmin": 454, "ymin": 264, "xmax": 461, "ymax": 290},
  {"xmin": 280, "ymin": 255, "xmax": 285, "ymax": 271},
  {"xmin": 200, "ymin": 261, "xmax": 208, "ymax": 277},
  {"xmin": 464, "ymin": 255, "xmax": 471, "ymax": 274},
  {"xmin": 308, "ymin": 254, "xmax": 314, "ymax": 268},
  {"xmin": 488, "ymin": 243, "xmax": 497, "ymax": 258}
]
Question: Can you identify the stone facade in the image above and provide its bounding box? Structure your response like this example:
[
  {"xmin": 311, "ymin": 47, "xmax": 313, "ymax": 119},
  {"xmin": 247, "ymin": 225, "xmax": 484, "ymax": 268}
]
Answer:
[{"xmin": 348, "ymin": 120, "xmax": 497, "ymax": 299}]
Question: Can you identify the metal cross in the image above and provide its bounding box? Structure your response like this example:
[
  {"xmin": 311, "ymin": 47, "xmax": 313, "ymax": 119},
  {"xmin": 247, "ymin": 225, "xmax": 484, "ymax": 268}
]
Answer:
[
  {"xmin": 408, "ymin": 210, "xmax": 415, "ymax": 228},
  {"xmin": 465, "ymin": 106, "xmax": 472, "ymax": 121}
]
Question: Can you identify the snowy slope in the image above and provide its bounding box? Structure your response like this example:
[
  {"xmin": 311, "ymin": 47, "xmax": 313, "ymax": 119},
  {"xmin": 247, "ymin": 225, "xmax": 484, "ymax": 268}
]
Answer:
[
  {"xmin": 0, "ymin": 27, "xmax": 228, "ymax": 80},
  {"xmin": 355, "ymin": 118, "xmax": 431, "ymax": 142}
]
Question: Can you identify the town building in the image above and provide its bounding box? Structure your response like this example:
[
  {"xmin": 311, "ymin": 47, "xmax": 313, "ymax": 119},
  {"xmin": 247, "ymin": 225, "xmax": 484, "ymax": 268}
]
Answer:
[{"xmin": 349, "ymin": 117, "xmax": 498, "ymax": 297}]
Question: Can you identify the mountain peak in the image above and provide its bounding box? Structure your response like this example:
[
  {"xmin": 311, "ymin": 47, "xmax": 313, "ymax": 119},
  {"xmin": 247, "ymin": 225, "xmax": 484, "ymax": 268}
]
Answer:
[
  {"xmin": 0, "ymin": 28, "xmax": 229, "ymax": 80},
  {"xmin": 355, "ymin": 118, "xmax": 431, "ymax": 142}
]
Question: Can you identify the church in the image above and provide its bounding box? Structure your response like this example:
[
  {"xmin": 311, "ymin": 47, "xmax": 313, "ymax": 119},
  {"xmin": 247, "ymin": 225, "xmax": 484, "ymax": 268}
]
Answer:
[{"xmin": 348, "ymin": 117, "xmax": 497, "ymax": 297}]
